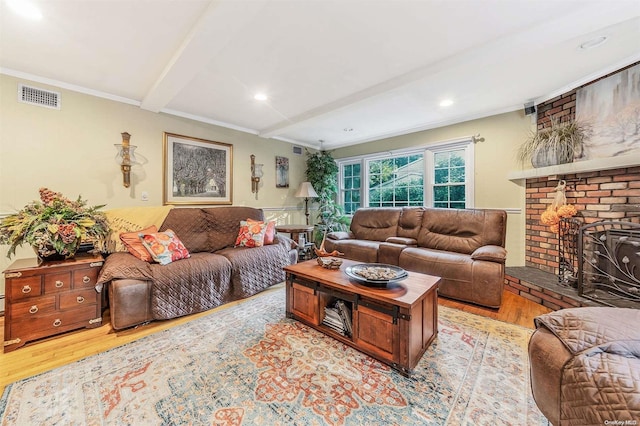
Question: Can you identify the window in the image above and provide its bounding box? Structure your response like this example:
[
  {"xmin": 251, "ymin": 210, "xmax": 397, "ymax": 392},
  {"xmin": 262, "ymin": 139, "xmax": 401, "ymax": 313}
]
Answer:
[
  {"xmin": 341, "ymin": 162, "xmax": 361, "ymax": 214},
  {"xmin": 368, "ymin": 154, "xmax": 424, "ymax": 207},
  {"xmin": 337, "ymin": 139, "xmax": 474, "ymax": 213},
  {"xmin": 433, "ymin": 149, "xmax": 466, "ymax": 209}
]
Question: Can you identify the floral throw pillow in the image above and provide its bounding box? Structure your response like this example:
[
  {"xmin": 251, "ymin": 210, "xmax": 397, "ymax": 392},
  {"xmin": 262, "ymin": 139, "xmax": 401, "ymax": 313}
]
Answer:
[
  {"xmin": 139, "ymin": 229, "xmax": 190, "ymax": 265},
  {"xmin": 120, "ymin": 225, "xmax": 158, "ymax": 262},
  {"xmin": 235, "ymin": 220, "xmax": 267, "ymax": 248},
  {"xmin": 246, "ymin": 218, "xmax": 276, "ymax": 245}
]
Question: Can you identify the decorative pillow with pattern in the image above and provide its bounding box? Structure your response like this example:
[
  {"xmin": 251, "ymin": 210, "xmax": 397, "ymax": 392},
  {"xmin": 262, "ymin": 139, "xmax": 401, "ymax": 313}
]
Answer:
[
  {"xmin": 246, "ymin": 218, "xmax": 276, "ymax": 245},
  {"xmin": 120, "ymin": 225, "xmax": 158, "ymax": 262},
  {"xmin": 139, "ymin": 229, "xmax": 190, "ymax": 265},
  {"xmin": 235, "ymin": 220, "xmax": 267, "ymax": 248}
]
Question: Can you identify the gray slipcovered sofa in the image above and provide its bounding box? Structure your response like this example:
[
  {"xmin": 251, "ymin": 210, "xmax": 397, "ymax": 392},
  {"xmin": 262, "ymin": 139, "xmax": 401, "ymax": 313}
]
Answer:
[
  {"xmin": 97, "ymin": 206, "xmax": 296, "ymax": 329},
  {"xmin": 323, "ymin": 207, "xmax": 507, "ymax": 308}
]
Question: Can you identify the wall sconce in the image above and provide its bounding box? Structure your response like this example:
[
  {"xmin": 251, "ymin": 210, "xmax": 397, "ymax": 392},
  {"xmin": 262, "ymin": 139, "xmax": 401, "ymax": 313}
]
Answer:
[
  {"xmin": 114, "ymin": 132, "xmax": 138, "ymax": 188},
  {"xmin": 250, "ymin": 154, "xmax": 264, "ymax": 200},
  {"xmin": 294, "ymin": 181, "xmax": 318, "ymax": 225}
]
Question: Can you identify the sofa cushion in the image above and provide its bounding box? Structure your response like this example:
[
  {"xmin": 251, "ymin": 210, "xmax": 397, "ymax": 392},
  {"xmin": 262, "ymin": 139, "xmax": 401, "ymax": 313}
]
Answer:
[
  {"xmin": 160, "ymin": 208, "xmax": 212, "ymax": 253},
  {"xmin": 417, "ymin": 208, "xmax": 506, "ymax": 255},
  {"xmin": 203, "ymin": 207, "xmax": 264, "ymax": 251},
  {"xmin": 397, "ymin": 207, "xmax": 424, "ymax": 239},
  {"xmin": 350, "ymin": 207, "xmax": 401, "ymax": 241},
  {"xmin": 149, "ymin": 252, "xmax": 233, "ymax": 320}
]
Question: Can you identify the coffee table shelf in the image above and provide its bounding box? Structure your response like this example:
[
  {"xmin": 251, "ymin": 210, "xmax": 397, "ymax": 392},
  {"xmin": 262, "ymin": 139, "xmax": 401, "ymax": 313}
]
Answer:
[{"xmin": 284, "ymin": 259, "xmax": 440, "ymax": 376}]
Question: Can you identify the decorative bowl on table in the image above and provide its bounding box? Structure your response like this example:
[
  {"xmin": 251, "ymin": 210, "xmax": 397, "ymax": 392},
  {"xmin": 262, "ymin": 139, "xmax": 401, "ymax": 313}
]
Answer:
[{"xmin": 344, "ymin": 263, "xmax": 408, "ymax": 287}]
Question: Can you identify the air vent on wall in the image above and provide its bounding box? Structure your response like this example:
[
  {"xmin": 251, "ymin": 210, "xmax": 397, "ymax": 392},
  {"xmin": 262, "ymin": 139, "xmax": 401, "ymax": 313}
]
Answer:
[
  {"xmin": 18, "ymin": 83, "xmax": 61, "ymax": 110},
  {"xmin": 292, "ymin": 145, "xmax": 303, "ymax": 155}
]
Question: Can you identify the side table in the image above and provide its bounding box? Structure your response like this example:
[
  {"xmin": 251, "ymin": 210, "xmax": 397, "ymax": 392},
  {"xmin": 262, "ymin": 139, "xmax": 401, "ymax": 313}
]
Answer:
[
  {"xmin": 3, "ymin": 253, "xmax": 104, "ymax": 352},
  {"xmin": 274, "ymin": 224, "xmax": 314, "ymax": 246},
  {"xmin": 275, "ymin": 224, "xmax": 315, "ymax": 260}
]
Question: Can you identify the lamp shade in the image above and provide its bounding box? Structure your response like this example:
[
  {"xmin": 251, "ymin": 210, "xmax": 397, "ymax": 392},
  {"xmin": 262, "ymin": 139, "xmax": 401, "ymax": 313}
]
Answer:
[{"xmin": 294, "ymin": 182, "xmax": 318, "ymax": 198}]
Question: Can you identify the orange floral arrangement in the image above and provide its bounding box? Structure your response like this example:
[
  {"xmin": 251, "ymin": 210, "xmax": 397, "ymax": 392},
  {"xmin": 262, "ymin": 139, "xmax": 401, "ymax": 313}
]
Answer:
[
  {"xmin": 540, "ymin": 180, "xmax": 577, "ymax": 233},
  {"xmin": 541, "ymin": 204, "xmax": 577, "ymax": 233}
]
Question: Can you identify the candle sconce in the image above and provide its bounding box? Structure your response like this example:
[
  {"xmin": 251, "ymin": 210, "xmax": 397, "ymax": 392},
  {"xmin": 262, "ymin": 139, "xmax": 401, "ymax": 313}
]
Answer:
[
  {"xmin": 114, "ymin": 132, "xmax": 139, "ymax": 188},
  {"xmin": 250, "ymin": 154, "xmax": 263, "ymax": 200}
]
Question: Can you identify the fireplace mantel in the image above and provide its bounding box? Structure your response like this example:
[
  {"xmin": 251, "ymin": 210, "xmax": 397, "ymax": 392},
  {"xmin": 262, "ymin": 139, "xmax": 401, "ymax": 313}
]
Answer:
[{"xmin": 507, "ymin": 153, "xmax": 639, "ymax": 181}]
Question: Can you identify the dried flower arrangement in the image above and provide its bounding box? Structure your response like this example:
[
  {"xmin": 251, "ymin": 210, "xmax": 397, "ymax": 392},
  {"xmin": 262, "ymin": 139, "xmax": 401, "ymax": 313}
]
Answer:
[{"xmin": 0, "ymin": 188, "xmax": 110, "ymax": 259}]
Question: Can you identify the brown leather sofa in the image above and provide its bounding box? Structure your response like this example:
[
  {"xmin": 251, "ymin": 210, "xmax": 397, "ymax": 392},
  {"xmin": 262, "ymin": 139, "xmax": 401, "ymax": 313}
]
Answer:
[
  {"xmin": 96, "ymin": 206, "xmax": 296, "ymax": 329},
  {"xmin": 529, "ymin": 307, "xmax": 640, "ymax": 425},
  {"xmin": 323, "ymin": 207, "xmax": 507, "ymax": 307}
]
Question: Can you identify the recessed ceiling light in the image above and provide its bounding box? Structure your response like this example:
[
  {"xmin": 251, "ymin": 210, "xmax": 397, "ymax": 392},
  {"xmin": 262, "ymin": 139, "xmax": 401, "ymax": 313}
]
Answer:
[
  {"xmin": 439, "ymin": 99, "xmax": 454, "ymax": 107},
  {"xmin": 580, "ymin": 36, "xmax": 608, "ymax": 50},
  {"xmin": 254, "ymin": 93, "xmax": 268, "ymax": 101},
  {"xmin": 5, "ymin": 0, "xmax": 42, "ymax": 20}
]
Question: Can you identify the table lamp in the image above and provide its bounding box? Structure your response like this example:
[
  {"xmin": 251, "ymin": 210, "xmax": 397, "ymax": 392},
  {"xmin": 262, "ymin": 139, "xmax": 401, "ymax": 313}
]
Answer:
[{"xmin": 294, "ymin": 182, "xmax": 318, "ymax": 225}]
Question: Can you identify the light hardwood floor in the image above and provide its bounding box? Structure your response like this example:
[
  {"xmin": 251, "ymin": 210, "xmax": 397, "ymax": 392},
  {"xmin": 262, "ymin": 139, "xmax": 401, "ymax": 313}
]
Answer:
[{"xmin": 0, "ymin": 285, "xmax": 551, "ymax": 395}]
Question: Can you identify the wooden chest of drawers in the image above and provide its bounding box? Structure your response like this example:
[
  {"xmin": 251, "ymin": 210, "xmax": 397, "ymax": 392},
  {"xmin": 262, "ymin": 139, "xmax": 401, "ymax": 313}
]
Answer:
[{"xmin": 3, "ymin": 253, "xmax": 104, "ymax": 352}]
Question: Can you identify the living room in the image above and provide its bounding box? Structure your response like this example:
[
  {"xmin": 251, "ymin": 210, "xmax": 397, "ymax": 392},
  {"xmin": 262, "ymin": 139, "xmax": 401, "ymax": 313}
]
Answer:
[{"xmin": 1, "ymin": 1, "xmax": 639, "ymax": 424}]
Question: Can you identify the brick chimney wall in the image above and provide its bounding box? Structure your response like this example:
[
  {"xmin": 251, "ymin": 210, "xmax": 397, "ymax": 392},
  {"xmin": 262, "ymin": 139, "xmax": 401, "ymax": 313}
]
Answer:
[
  {"xmin": 524, "ymin": 61, "xmax": 640, "ymax": 274},
  {"xmin": 525, "ymin": 168, "xmax": 640, "ymax": 273}
]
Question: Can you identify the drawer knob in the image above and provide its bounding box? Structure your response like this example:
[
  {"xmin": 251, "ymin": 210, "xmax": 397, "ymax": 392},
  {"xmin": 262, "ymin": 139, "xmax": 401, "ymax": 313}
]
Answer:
[
  {"xmin": 77, "ymin": 296, "xmax": 85, "ymax": 304},
  {"xmin": 53, "ymin": 319, "xmax": 62, "ymax": 327},
  {"xmin": 82, "ymin": 276, "xmax": 91, "ymax": 284},
  {"xmin": 29, "ymin": 305, "xmax": 39, "ymax": 314},
  {"xmin": 55, "ymin": 280, "xmax": 64, "ymax": 288},
  {"xmin": 22, "ymin": 285, "xmax": 32, "ymax": 294}
]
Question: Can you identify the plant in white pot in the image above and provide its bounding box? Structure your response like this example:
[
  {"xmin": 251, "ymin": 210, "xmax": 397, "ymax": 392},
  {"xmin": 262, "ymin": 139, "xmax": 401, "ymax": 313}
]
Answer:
[{"xmin": 517, "ymin": 117, "xmax": 591, "ymax": 168}]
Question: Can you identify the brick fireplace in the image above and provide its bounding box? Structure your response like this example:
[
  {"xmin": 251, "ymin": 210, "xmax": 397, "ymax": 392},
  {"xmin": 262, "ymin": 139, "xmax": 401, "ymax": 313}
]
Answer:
[{"xmin": 504, "ymin": 61, "xmax": 640, "ymax": 310}]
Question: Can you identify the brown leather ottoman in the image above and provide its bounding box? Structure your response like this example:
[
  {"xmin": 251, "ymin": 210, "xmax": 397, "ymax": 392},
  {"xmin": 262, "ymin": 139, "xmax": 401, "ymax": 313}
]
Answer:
[{"xmin": 528, "ymin": 307, "xmax": 640, "ymax": 425}]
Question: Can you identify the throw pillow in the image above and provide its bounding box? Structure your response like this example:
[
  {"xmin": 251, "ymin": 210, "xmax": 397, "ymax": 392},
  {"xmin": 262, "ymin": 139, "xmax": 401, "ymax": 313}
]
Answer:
[
  {"xmin": 246, "ymin": 218, "xmax": 276, "ymax": 245},
  {"xmin": 119, "ymin": 225, "xmax": 158, "ymax": 262},
  {"xmin": 99, "ymin": 205, "xmax": 174, "ymax": 253},
  {"xmin": 139, "ymin": 229, "xmax": 190, "ymax": 265},
  {"xmin": 235, "ymin": 220, "xmax": 268, "ymax": 248}
]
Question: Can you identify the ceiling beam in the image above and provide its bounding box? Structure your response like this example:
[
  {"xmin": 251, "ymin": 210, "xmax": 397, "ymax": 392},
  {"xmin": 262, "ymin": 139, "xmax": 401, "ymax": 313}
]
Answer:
[{"xmin": 141, "ymin": 0, "xmax": 268, "ymax": 113}]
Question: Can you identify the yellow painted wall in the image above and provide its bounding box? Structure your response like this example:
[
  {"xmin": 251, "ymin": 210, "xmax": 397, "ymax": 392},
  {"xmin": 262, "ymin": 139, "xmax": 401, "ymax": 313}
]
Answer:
[
  {"xmin": 333, "ymin": 111, "xmax": 534, "ymax": 267},
  {"xmin": 0, "ymin": 74, "xmax": 310, "ymax": 305}
]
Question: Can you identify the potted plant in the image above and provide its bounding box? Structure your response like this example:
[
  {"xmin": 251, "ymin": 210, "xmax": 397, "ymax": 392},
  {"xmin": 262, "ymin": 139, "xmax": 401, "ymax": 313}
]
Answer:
[
  {"xmin": 517, "ymin": 117, "xmax": 591, "ymax": 168},
  {"xmin": 0, "ymin": 188, "xmax": 110, "ymax": 260},
  {"xmin": 305, "ymin": 150, "xmax": 350, "ymax": 245}
]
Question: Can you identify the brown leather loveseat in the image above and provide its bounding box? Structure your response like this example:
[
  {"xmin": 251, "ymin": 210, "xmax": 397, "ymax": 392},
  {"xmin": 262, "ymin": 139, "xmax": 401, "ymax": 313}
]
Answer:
[
  {"xmin": 323, "ymin": 207, "xmax": 507, "ymax": 307},
  {"xmin": 96, "ymin": 206, "xmax": 296, "ymax": 329}
]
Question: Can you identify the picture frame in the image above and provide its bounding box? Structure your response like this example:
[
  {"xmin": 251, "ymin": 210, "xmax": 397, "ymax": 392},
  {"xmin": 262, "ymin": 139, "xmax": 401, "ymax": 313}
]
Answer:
[
  {"xmin": 276, "ymin": 156, "xmax": 289, "ymax": 188},
  {"xmin": 163, "ymin": 132, "xmax": 233, "ymax": 205}
]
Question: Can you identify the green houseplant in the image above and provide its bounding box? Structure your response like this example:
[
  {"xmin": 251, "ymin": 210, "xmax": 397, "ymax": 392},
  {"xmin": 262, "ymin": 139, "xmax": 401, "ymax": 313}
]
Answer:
[
  {"xmin": 305, "ymin": 150, "xmax": 350, "ymax": 245},
  {"xmin": 0, "ymin": 188, "xmax": 110, "ymax": 260},
  {"xmin": 517, "ymin": 117, "xmax": 591, "ymax": 168}
]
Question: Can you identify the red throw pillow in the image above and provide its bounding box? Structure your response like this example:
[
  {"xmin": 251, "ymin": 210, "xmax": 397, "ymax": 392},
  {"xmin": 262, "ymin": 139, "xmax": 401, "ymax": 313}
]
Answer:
[
  {"xmin": 119, "ymin": 225, "xmax": 158, "ymax": 262},
  {"xmin": 139, "ymin": 229, "xmax": 190, "ymax": 265},
  {"xmin": 246, "ymin": 218, "xmax": 276, "ymax": 245}
]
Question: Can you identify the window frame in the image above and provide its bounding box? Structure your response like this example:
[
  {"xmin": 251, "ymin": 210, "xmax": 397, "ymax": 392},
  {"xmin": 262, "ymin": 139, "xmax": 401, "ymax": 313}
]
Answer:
[{"xmin": 337, "ymin": 137, "xmax": 475, "ymax": 212}]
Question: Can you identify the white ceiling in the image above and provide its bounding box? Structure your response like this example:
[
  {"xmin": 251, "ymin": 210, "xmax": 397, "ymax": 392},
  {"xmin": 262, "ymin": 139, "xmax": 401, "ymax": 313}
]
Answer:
[{"xmin": 1, "ymin": 0, "xmax": 639, "ymax": 150}]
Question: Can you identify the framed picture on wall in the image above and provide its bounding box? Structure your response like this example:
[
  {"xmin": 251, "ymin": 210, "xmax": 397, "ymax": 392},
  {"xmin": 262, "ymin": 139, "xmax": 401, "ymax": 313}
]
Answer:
[
  {"xmin": 163, "ymin": 132, "xmax": 233, "ymax": 205},
  {"xmin": 276, "ymin": 156, "xmax": 289, "ymax": 188}
]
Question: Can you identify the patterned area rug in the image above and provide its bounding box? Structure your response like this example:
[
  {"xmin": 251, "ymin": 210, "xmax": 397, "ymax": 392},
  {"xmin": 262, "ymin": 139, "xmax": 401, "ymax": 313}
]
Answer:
[{"xmin": 1, "ymin": 286, "xmax": 548, "ymax": 425}]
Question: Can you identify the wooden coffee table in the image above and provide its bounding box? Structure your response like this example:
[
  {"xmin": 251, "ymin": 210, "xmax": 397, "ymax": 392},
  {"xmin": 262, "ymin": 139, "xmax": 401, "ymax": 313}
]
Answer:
[{"xmin": 284, "ymin": 259, "xmax": 440, "ymax": 376}]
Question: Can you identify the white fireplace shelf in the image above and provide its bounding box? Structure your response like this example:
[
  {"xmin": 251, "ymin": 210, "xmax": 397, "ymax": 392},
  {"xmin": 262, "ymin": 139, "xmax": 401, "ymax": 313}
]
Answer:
[{"xmin": 507, "ymin": 154, "xmax": 640, "ymax": 181}]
